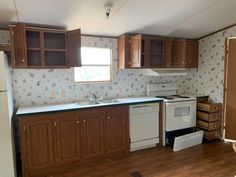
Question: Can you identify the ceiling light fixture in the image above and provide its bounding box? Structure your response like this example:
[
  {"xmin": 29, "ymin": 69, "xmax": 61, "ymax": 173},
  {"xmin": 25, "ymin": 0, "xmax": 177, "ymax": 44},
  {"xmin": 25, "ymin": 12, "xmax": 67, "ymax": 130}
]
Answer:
[{"xmin": 104, "ymin": 2, "xmax": 113, "ymax": 19}]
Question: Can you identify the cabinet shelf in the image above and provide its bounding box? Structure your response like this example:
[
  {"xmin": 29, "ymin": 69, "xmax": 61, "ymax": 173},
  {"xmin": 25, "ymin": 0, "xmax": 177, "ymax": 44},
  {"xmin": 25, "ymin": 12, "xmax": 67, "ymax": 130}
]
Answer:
[
  {"xmin": 27, "ymin": 48, "xmax": 41, "ymax": 51},
  {"xmin": 10, "ymin": 24, "xmax": 81, "ymax": 68},
  {"xmin": 44, "ymin": 48, "xmax": 66, "ymax": 52}
]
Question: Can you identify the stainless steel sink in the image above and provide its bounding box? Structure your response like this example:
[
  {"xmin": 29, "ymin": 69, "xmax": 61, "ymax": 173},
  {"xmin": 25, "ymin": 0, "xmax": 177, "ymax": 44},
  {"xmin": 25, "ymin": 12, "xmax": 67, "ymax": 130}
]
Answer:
[
  {"xmin": 100, "ymin": 99, "xmax": 120, "ymax": 104},
  {"xmin": 78, "ymin": 101, "xmax": 100, "ymax": 106},
  {"xmin": 78, "ymin": 99, "xmax": 120, "ymax": 106}
]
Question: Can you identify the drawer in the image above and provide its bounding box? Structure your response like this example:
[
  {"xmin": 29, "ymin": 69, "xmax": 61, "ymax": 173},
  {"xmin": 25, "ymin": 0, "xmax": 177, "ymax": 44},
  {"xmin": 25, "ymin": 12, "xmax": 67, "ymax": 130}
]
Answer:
[
  {"xmin": 197, "ymin": 111, "xmax": 222, "ymax": 122},
  {"xmin": 204, "ymin": 130, "xmax": 221, "ymax": 140},
  {"xmin": 196, "ymin": 128, "xmax": 221, "ymax": 140},
  {"xmin": 197, "ymin": 102, "xmax": 222, "ymax": 113},
  {"xmin": 197, "ymin": 120, "xmax": 221, "ymax": 131}
]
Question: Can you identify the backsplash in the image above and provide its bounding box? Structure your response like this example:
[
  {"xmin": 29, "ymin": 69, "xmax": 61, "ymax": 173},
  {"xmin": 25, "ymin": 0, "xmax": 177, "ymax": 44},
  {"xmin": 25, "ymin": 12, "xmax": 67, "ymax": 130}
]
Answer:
[
  {"xmin": 11, "ymin": 36, "xmax": 187, "ymax": 107},
  {"xmin": 185, "ymin": 25, "xmax": 236, "ymax": 103}
]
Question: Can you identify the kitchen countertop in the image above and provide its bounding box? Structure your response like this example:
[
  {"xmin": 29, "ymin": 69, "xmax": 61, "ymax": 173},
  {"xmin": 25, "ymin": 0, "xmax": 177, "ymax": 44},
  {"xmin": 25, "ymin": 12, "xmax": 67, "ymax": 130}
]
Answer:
[{"xmin": 16, "ymin": 97, "xmax": 163, "ymax": 116}]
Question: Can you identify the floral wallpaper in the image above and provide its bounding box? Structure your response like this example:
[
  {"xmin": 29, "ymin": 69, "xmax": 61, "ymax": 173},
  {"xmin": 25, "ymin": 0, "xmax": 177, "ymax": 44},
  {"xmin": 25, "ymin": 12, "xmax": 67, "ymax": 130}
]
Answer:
[
  {"xmin": 184, "ymin": 25, "xmax": 236, "ymax": 103},
  {"xmin": 4, "ymin": 25, "xmax": 232, "ymax": 107},
  {"xmin": 9, "ymin": 35, "xmax": 187, "ymax": 107}
]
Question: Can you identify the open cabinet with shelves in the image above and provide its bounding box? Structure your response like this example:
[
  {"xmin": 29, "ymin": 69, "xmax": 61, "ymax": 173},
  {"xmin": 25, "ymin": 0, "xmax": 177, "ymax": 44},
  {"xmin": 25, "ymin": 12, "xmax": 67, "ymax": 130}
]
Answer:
[{"xmin": 10, "ymin": 24, "xmax": 81, "ymax": 68}]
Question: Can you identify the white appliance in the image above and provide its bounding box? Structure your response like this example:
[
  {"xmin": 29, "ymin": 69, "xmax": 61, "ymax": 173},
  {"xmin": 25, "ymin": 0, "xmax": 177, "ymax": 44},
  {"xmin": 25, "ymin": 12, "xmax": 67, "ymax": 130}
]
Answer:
[
  {"xmin": 165, "ymin": 100, "xmax": 196, "ymax": 131},
  {"xmin": 0, "ymin": 52, "xmax": 16, "ymax": 177},
  {"xmin": 129, "ymin": 103, "xmax": 159, "ymax": 152},
  {"xmin": 147, "ymin": 83, "xmax": 201, "ymax": 149}
]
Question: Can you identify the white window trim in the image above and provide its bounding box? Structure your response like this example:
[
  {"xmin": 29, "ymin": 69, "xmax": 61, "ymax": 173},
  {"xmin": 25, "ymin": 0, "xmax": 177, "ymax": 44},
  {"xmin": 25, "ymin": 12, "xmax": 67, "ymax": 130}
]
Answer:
[{"xmin": 74, "ymin": 47, "xmax": 112, "ymax": 83}]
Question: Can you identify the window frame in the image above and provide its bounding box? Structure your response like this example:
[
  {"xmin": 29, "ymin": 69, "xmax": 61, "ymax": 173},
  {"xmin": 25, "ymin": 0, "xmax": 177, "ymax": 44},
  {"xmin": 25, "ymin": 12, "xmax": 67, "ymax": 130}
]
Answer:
[{"xmin": 74, "ymin": 46, "xmax": 113, "ymax": 83}]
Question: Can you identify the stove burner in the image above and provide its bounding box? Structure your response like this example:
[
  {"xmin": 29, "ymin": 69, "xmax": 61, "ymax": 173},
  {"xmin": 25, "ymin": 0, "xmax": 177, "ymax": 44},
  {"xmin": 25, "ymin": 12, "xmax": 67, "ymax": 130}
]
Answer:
[
  {"xmin": 172, "ymin": 95, "xmax": 190, "ymax": 98},
  {"xmin": 156, "ymin": 95, "xmax": 190, "ymax": 100}
]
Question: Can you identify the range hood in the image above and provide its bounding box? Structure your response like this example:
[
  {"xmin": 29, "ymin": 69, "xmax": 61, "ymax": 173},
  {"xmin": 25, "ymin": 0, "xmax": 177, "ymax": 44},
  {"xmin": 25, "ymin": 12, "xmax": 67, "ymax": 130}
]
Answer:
[{"xmin": 142, "ymin": 68, "xmax": 188, "ymax": 76}]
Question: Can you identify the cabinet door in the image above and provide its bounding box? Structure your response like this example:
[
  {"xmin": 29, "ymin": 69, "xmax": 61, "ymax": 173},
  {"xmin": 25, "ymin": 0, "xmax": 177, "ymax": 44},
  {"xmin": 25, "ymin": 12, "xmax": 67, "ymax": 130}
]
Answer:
[
  {"xmin": 81, "ymin": 110, "xmax": 105, "ymax": 159},
  {"xmin": 171, "ymin": 39, "xmax": 185, "ymax": 67},
  {"xmin": 10, "ymin": 24, "xmax": 27, "ymax": 67},
  {"xmin": 66, "ymin": 29, "xmax": 81, "ymax": 67},
  {"xmin": 105, "ymin": 106, "xmax": 129, "ymax": 154},
  {"xmin": 118, "ymin": 35, "xmax": 131, "ymax": 69},
  {"xmin": 185, "ymin": 40, "xmax": 198, "ymax": 68},
  {"xmin": 24, "ymin": 117, "xmax": 54, "ymax": 171},
  {"xmin": 130, "ymin": 34, "xmax": 142, "ymax": 67},
  {"xmin": 54, "ymin": 112, "xmax": 81, "ymax": 166}
]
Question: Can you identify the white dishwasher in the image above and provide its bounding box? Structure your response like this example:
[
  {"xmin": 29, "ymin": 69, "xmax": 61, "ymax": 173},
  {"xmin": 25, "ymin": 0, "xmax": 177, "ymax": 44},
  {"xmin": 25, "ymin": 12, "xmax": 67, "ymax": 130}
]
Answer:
[{"xmin": 129, "ymin": 103, "xmax": 159, "ymax": 152}]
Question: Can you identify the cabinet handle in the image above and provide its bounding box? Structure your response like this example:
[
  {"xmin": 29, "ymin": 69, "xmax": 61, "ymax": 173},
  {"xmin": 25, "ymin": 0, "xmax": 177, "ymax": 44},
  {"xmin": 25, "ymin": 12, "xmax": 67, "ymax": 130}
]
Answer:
[
  {"xmin": 83, "ymin": 120, "xmax": 86, "ymax": 123},
  {"xmin": 22, "ymin": 59, "xmax": 25, "ymax": 63},
  {"xmin": 215, "ymin": 107, "xmax": 218, "ymax": 110},
  {"xmin": 182, "ymin": 61, "xmax": 185, "ymax": 64},
  {"xmin": 77, "ymin": 121, "xmax": 80, "ymax": 124},
  {"xmin": 214, "ymin": 134, "xmax": 218, "ymax": 137},
  {"xmin": 107, "ymin": 116, "xmax": 110, "ymax": 120}
]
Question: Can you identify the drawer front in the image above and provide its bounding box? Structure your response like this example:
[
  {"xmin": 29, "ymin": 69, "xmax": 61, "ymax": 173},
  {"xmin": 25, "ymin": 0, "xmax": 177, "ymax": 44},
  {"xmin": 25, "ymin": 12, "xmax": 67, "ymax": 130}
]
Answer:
[
  {"xmin": 197, "ymin": 102, "xmax": 222, "ymax": 113},
  {"xmin": 208, "ymin": 112, "xmax": 222, "ymax": 122},
  {"xmin": 197, "ymin": 120, "xmax": 221, "ymax": 131},
  {"xmin": 204, "ymin": 130, "xmax": 221, "ymax": 140},
  {"xmin": 197, "ymin": 111, "xmax": 222, "ymax": 122}
]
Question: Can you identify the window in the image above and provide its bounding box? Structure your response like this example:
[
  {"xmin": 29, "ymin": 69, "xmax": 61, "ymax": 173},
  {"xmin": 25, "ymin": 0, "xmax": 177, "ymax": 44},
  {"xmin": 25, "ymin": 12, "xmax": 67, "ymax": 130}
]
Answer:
[{"xmin": 74, "ymin": 47, "xmax": 112, "ymax": 83}]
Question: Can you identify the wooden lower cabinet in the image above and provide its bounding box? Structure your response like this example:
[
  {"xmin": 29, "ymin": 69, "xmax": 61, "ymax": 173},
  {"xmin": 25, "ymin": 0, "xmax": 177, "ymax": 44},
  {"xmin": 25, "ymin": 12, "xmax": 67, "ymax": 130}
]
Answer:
[
  {"xmin": 20, "ymin": 116, "xmax": 54, "ymax": 173},
  {"xmin": 105, "ymin": 106, "xmax": 129, "ymax": 154},
  {"xmin": 54, "ymin": 112, "xmax": 81, "ymax": 166},
  {"xmin": 80, "ymin": 110, "xmax": 105, "ymax": 159},
  {"xmin": 18, "ymin": 105, "xmax": 129, "ymax": 177}
]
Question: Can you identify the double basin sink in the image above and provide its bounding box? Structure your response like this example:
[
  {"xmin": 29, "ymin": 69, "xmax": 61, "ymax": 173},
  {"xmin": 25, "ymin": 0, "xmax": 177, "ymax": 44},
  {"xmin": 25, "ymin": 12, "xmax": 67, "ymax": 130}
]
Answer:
[{"xmin": 78, "ymin": 99, "xmax": 120, "ymax": 107}]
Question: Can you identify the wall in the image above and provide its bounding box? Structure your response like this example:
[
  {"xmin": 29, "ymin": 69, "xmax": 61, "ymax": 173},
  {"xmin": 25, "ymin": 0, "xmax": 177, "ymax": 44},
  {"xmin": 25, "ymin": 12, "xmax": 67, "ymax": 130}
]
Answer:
[
  {"xmin": 11, "ymin": 36, "xmax": 187, "ymax": 107},
  {"xmin": 185, "ymin": 25, "xmax": 236, "ymax": 103}
]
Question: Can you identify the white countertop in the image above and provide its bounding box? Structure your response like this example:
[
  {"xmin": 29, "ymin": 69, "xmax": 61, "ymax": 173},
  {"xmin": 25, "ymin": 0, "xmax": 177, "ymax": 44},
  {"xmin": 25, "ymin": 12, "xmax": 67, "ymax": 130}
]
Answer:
[{"xmin": 16, "ymin": 97, "xmax": 162, "ymax": 115}]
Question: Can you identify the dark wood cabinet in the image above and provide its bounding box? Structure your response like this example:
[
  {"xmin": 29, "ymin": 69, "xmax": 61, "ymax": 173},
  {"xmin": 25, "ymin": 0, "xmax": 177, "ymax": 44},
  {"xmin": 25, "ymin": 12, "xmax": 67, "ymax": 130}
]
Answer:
[
  {"xmin": 130, "ymin": 34, "xmax": 142, "ymax": 67},
  {"xmin": 105, "ymin": 106, "xmax": 129, "ymax": 154},
  {"xmin": 118, "ymin": 34, "xmax": 165, "ymax": 69},
  {"xmin": 54, "ymin": 112, "xmax": 81, "ymax": 166},
  {"xmin": 118, "ymin": 34, "xmax": 198, "ymax": 69},
  {"xmin": 118, "ymin": 35, "xmax": 130, "ymax": 69},
  {"xmin": 10, "ymin": 24, "xmax": 81, "ymax": 68},
  {"xmin": 18, "ymin": 106, "xmax": 129, "ymax": 177},
  {"xmin": 80, "ymin": 110, "xmax": 105, "ymax": 159},
  {"xmin": 171, "ymin": 39, "xmax": 198, "ymax": 68},
  {"xmin": 19, "ymin": 115, "xmax": 54, "ymax": 175}
]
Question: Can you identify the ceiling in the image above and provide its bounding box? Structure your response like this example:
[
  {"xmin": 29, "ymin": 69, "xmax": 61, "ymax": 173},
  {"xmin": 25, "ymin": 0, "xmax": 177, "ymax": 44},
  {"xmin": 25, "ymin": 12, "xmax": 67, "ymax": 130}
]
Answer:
[{"xmin": 1, "ymin": 0, "xmax": 236, "ymax": 39}]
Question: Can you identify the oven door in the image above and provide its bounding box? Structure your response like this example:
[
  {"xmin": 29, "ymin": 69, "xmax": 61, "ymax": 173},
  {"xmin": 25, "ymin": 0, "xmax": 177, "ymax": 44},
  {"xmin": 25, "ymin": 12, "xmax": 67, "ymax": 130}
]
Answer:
[{"xmin": 165, "ymin": 100, "xmax": 196, "ymax": 132}]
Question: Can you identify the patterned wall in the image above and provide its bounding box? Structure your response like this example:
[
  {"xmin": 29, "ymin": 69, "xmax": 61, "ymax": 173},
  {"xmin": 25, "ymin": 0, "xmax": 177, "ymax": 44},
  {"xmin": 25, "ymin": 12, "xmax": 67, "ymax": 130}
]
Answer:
[
  {"xmin": 185, "ymin": 25, "xmax": 236, "ymax": 103},
  {"xmin": 10, "ymin": 36, "xmax": 187, "ymax": 107}
]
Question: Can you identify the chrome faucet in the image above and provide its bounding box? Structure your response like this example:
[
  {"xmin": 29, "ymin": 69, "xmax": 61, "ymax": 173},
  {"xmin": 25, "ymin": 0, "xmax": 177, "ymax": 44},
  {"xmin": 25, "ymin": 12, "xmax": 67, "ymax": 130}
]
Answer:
[{"xmin": 89, "ymin": 93, "xmax": 101, "ymax": 104}]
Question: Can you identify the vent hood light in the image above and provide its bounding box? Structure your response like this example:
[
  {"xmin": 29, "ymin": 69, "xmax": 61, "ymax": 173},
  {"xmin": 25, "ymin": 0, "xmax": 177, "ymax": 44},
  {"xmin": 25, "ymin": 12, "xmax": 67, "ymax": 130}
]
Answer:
[{"xmin": 142, "ymin": 68, "xmax": 188, "ymax": 76}]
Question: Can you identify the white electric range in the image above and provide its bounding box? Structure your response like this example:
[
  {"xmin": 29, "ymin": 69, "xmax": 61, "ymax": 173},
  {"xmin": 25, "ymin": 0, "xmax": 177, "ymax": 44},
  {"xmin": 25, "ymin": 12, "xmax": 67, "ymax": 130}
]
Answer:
[{"xmin": 147, "ymin": 83, "xmax": 197, "ymax": 146}]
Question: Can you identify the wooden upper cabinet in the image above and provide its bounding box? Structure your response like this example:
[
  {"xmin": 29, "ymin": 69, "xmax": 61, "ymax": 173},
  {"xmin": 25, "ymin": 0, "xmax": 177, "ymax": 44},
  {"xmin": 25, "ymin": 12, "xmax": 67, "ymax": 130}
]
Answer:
[
  {"xmin": 105, "ymin": 106, "xmax": 129, "ymax": 154},
  {"xmin": 22, "ymin": 116, "xmax": 54, "ymax": 172},
  {"xmin": 54, "ymin": 113, "xmax": 81, "ymax": 166},
  {"xmin": 66, "ymin": 29, "xmax": 81, "ymax": 67},
  {"xmin": 80, "ymin": 109, "xmax": 105, "ymax": 159},
  {"xmin": 10, "ymin": 24, "xmax": 81, "ymax": 68},
  {"xmin": 118, "ymin": 34, "xmax": 198, "ymax": 69},
  {"xmin": 171, "ymin": 39, "xmax": 185, "ymax": 67},
  {"xmin": 171, "ymin": 39, "xmax": 198, "ymax": 68},
  {"xmin": 185, "ymin": 40, "xmax": 198, "ymax": 68},
  {"xmin": 118, "ymin": 35, "xmax": 130, "ymax": 69},
  {"xmin": 130, "ymin": 34, "xmax": 142, "ymax": 68},
  {"xmin": 10, "ymin": 24, "xmax": 27, "ymax": 67}
]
